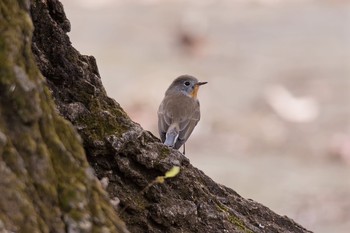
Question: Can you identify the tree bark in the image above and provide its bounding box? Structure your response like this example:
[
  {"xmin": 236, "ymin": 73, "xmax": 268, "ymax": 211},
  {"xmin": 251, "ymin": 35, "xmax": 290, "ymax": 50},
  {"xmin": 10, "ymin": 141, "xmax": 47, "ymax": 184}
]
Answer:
[
  {"xmin": 0, "ymin": 1, "xmax": 128, "ymax": 232},
  {"xmin": 1, "ymin": 0, "xmax": 312, "ymax": 232}
]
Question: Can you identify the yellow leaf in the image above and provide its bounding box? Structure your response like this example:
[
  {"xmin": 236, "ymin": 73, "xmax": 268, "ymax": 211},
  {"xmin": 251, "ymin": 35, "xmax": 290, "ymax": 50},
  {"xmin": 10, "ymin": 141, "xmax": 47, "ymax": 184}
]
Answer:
[{"xmin": 164, "ymin": 166, "xmax": 180, "ymax": 179}]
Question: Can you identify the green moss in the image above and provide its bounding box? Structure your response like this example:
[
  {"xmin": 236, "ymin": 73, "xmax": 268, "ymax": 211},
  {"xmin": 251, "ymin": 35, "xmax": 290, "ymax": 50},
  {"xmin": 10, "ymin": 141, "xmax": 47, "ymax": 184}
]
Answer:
[
  {"xmin": 58, "ymin": 184, "xmax": 81, "ymax": 211},
  {"xmin": 117, "ymin": 189, "xmax": 148, "ymax": 219},
  {"xmin": 54, "ymin": 116, "xmax": 87, "ymax": 163},
  {"xmin": 216, "ymin": 202, "xmax": 253, "ymax": 233},
  {"xmin": 73, "ymin": 98, "xmax": 131, "ymax": 145},
  {"xmin": 69, "ymin": 209, "xmax": 85, "ymax": 222},
  {"xmin": 79, "ymin": 113, "xmax": 118, "ymax": 140},
  {"xmin": 0, "ymin": 0, "xmax": 128, "ymax": 231},
  {"xmin": 0, "ymin": 0, "xmax": 41, "ymax": 125},
  {"xmin": 158, "ymin": 146, "xmax": 171, "ymax": 160},
  {"xmin": 133, "ymin": 194, "xmax": 148, "ymax": 211}
]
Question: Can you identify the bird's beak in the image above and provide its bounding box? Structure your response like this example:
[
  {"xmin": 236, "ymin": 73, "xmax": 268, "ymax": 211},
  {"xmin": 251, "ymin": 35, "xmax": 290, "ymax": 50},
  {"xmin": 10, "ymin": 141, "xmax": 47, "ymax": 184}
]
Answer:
[
  {"xmin": 191, "ymin": 81, "xmax": 207, "ymax": 98},
  {"xmin": 196, "ymin": 81, "xmax": 208, "ymax": 86}
]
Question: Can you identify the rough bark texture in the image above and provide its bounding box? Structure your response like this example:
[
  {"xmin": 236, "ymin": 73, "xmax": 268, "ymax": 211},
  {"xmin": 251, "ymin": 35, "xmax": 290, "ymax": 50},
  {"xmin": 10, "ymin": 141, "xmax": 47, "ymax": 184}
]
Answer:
[
  {"xmin": 29, "ymin": 0, "xmax": 312, "ymax": 233},
  {"xmin": 0, "ymin": 1, "xmax": 128, "ymax": 232},
  {"xmin": 0, "ymin": 0, "xmax": 312, "ymax": 232}
]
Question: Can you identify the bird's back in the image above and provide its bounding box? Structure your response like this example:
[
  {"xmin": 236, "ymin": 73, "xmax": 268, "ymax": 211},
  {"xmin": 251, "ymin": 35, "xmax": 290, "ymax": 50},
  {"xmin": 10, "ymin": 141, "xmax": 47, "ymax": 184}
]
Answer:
[{"xmin": 158, "ymin": 92, "xmax": 200, "ymax": 148}]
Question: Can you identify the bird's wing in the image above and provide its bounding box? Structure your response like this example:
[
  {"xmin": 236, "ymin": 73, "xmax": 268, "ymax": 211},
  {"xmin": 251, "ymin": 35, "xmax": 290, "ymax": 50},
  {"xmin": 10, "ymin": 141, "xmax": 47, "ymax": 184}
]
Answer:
[
  {"xmin": 158, "ymin": 101, "xmax": 171, "ymax": 143},
  {"xmin": 174, "ymin": 101, "xmax": 201, "ymax": 149}
]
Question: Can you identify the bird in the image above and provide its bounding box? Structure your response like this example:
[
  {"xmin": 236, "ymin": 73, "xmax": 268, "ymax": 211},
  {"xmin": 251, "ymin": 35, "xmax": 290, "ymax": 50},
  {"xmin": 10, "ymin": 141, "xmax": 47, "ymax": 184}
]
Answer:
[{"xmin": 158, "ymin": 75, "xmax": 207, "ymax": 154}]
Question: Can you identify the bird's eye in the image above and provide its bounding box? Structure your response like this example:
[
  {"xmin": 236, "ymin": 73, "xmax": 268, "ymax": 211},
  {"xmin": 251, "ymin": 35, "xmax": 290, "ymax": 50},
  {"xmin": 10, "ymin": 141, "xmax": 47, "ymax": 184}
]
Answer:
[{"xmin": 184, "ymin": 81, "xmax": 191, "ymax": 86}]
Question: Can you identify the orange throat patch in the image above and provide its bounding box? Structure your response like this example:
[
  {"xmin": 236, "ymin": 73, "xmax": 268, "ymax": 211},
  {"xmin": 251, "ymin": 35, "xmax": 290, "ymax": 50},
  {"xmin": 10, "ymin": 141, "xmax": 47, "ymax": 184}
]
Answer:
[{"xmin": 190, "ymin": 85, "xmax": 199, "ymax": 98}]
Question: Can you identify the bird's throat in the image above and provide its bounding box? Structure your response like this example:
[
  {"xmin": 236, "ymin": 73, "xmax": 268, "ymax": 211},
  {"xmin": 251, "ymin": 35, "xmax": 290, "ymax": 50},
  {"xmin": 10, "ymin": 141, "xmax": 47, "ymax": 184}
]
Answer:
[{"xmin": 190, "ymin": 85, "xmax": 199, "ymax": 98}]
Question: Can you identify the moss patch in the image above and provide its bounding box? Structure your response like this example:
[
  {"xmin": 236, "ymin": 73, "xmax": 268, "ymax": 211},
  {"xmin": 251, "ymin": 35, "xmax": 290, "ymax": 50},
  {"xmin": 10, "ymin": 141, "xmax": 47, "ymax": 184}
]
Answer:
[{"xmin": 216, "ymin": 202, "xmax": 253, "ymax": 233}]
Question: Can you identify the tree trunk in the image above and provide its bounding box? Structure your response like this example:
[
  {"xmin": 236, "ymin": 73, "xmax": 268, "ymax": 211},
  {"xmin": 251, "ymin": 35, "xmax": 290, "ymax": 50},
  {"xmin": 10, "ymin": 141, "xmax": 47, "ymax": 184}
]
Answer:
[
  {"xmin": 0, "ymin": 1, "xmax": 128, "ymax": 232},
  {"xmin": 1, "ymin": 0, "xmax": 312, "ymax": 232}
]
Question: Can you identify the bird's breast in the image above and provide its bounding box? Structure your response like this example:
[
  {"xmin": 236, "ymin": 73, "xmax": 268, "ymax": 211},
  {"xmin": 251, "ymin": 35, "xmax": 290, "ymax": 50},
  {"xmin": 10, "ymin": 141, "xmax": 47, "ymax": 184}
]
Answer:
[{"xmin": 163, "ymin": 93, "xmax": 199, "ymax": 120}]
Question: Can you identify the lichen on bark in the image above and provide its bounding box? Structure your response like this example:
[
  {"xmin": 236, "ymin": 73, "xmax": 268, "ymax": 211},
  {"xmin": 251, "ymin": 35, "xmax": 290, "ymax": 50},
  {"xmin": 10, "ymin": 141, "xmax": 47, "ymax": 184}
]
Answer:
[{"xmin": 0, "ymin": 1, "xmax": 128, "ymax": 232}]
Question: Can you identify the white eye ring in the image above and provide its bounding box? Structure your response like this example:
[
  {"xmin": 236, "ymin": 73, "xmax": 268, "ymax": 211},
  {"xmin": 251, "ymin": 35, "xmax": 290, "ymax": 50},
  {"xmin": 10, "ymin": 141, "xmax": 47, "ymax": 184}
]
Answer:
[{"xmin": 184, "ymin": 81, "xmax": 191, "ymax": 86}]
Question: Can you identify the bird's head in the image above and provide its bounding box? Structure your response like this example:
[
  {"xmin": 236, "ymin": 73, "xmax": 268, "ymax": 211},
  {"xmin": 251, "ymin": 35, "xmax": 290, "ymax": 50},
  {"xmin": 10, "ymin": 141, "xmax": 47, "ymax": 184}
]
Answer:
[{"xmin": 167, "ymin": 75, "xmax": 207, "ymax": 98}]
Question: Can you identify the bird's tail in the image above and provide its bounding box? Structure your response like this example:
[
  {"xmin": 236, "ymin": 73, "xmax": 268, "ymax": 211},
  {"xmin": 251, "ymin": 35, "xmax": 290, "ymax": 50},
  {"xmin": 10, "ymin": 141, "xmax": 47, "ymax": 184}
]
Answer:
[{"xmin": 164, "ymin": 124, "xmax": 179, "ymax": 148}]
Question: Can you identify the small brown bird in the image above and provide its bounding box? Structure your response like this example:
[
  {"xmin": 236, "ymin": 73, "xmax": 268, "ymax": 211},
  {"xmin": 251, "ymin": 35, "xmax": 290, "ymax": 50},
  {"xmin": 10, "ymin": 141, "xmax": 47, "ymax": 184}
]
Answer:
[{"xmin": 158, "ymin": 75, "xmax": 207, "ymax": 154}]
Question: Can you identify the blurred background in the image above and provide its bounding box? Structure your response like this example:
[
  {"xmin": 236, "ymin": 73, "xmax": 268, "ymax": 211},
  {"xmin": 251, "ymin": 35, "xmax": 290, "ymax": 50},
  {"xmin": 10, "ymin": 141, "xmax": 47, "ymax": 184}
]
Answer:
[{"xmin": 59, "ymin": 0, "xmax": 350, "ymax": 232}]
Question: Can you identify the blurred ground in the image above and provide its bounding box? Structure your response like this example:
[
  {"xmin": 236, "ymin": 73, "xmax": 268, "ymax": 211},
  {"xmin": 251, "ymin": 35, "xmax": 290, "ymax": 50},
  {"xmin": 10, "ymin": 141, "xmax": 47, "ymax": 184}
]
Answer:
[{"xmin": 59, "ymin": 0, "xmax": 350, "ymax": 232}]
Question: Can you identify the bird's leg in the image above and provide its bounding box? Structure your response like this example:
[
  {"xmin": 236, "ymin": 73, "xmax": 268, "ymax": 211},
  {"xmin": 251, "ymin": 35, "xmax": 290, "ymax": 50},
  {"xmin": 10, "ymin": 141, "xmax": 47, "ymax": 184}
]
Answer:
[{"xmin": 182, "ymin": 143, "xmax": 186, "ymax": 155}]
